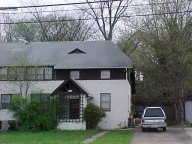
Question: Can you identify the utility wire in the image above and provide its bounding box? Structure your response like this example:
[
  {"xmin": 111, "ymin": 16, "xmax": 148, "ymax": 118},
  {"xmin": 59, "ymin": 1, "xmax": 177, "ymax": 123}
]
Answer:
[
  {"xmin": 0, "ymin": 1, "xmax": 175, "ymax": 15},
  {"xmin": 0, "ymin": 0, "xmax": 123, "ymax": 10},
  {"xmin": 0, "ymin": 10, "xmax": 191, "ymax": 25}
]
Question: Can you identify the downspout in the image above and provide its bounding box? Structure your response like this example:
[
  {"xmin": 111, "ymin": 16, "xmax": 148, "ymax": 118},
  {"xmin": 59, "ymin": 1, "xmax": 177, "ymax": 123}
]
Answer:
[{"xmin": 126, "ymin": 68, "xmax": 128, "ymax": 80}]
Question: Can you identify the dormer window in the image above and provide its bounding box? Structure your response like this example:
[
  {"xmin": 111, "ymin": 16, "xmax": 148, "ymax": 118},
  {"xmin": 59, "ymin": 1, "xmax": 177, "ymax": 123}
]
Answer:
[
  {"xmin": 101, "ymin": 70, "xmax": 110, "ymax": 79},
  {"xmin": 68, "ymin": 48, "xmax": 86, "ymax": 54},
  {"xmin": 70, "ymin": 71, "xmax": 80, "ymax": 79}
]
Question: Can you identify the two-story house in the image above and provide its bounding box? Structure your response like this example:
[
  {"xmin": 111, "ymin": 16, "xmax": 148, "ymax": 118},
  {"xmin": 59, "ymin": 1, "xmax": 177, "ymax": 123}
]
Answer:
[{"xmin": 0, "ymin": 41, "xmax": 134, "ymax": 130}]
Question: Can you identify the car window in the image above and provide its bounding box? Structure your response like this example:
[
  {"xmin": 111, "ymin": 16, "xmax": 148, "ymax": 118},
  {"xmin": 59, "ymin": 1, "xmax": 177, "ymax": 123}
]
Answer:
[{"xmin": 144, "ymin": 108, "xmax": 164, "ymax": 117}]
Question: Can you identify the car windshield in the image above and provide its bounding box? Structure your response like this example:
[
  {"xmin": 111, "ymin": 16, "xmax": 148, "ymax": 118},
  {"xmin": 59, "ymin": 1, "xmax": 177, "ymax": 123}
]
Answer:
[{"xmin": 144, "ymin": 108, "xmax": 164, "ymax": 117}]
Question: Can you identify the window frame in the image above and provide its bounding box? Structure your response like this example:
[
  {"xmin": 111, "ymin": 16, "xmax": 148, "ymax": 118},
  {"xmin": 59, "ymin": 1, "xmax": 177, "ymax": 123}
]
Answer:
[
  {"xmin": 101, "ymin": 70, "xmax": 110, "ymax": 79},
  {"xmin": 100, "ymin": 93, "xmax": 111, "ymax": 111}
]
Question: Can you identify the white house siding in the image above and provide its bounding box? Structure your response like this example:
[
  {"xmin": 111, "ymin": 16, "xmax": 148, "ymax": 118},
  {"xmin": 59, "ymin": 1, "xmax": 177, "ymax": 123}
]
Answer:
[
  {"xmin": 0, "ymin": 81, "xmax": 64, "ymax": 121},
  {"xmin": 77, "ymin": 80, "xmax": 131, "ymax": 130},
  {"xmin": 185, "ymin": 101, "xmax": 192, "ymax": 123}
]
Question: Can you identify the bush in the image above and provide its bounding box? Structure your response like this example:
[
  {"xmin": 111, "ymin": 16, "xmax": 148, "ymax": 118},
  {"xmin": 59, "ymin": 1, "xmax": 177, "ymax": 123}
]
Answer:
[
  {"xmin": 9, "ymin": 96, "xmax": 62, "ymax": 131},
  {"xmin": 84, "ymin": 103, "xmax": 105, "ymax": 129}
]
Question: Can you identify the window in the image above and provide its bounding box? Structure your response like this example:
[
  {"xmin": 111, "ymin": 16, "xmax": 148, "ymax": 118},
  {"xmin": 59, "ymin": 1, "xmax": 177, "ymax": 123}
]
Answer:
[
  {"xmin": 8, "ymin": 68, "xmax": 16, "ymax": 80},
  {"xmin": 1, "ymin": 94, "xmax": 11, "ymax": 109},
  {"xmin": 70, "ymin": 71, "xmax": 80, "ymax": 79},
  {"xmin": 36, "ymin": 68, "xmax": 44, "ymax": 80},
  {"xmin": 0, "ymin": 68, "xmax": 7, "ymax": 80},
  {"xmin": 69, "ymin": 99, "xmax": 80, "ymax": 119},
  {"xmin": 17, "ymin": 68, "xmax": 25, "ymax": 80},
  {"xmin": 28, "ymin": 68, "xmax": 36, "ymax": 80},
  {"xmin": 101, "ymin": 70, "xmax": 110, "ymax": 79},
  {"xmin": 59, "ymin": 95, "xmax": 81, "ymax": 121},
  {"xmin": 44, "ymin": 67, "xmax": 52, "ymax": 80},
  {"xmin": 100, "ymin": 93, "xmax": 111, "ymax": 111}
]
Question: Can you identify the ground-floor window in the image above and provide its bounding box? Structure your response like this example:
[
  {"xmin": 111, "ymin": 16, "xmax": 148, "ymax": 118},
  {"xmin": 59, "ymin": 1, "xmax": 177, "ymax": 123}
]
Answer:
[{"xmin": 1, "ymin": 94, "xmax": 11, "ymax": 109}]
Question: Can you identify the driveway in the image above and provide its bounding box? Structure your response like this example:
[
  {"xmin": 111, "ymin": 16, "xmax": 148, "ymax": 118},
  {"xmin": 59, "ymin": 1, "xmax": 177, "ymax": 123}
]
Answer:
[{"xmin": 131, "ymin": 127, "xmax": 192, "ymax": 144}]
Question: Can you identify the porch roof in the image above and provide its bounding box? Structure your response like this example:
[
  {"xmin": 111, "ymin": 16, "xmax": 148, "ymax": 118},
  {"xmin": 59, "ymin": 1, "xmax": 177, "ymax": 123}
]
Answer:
[{"xmin": 0, "ymin": 81, "xmax": 64, "ymax": 95}]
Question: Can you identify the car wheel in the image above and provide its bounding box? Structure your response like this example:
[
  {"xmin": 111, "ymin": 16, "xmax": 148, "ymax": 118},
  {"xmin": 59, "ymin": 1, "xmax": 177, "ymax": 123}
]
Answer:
[
  {"xmin": 142, "ymin": 127, "xmax": 145, "ymax": 132},
  {"xmin": 163, "ymin": 127, "xmax": 166, "ymax": 132}
]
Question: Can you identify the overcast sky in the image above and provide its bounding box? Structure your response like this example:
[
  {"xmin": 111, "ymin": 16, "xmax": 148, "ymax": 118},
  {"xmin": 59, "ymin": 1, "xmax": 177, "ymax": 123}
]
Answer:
[{"xmin": 0, "ymin": 0, "xmax": 69, "ymax": 7}]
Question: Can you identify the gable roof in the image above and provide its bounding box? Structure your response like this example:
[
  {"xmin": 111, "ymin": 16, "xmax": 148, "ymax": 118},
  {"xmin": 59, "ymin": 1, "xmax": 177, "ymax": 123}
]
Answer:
[{"xmin": 0, "ymin": 41, "xmax": 132, "ymax": 69}]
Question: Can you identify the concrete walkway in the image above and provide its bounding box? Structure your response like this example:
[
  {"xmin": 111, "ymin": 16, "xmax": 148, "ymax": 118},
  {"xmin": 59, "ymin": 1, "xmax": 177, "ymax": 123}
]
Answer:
[
  {"xmin": 81, "ymin": 131, "xmax": 109, "ymax": 144},
  {"xmin": 184, "ymin": 128, "xmax": 192, "ymax": 138}
]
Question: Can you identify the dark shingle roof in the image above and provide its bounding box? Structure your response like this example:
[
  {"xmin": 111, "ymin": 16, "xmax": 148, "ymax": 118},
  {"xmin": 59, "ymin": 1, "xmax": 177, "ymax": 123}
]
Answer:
[{"xmin": 0, "ymin": 41, "xmax": 132, "ymax": 69}]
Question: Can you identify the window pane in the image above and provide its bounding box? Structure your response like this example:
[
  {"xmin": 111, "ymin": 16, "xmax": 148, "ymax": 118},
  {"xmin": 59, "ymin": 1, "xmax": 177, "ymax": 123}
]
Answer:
[
  {"xmin": 17, "ymin": 68, "xmax": 24, "ymax": 80},
  {"xmin": 100, "ymin": 93, "xmax": 111, "ymax": 111},
  {"xmin": 101, "ymin": 94, "xmax": 111, "ymax": 101},
  {"xmin": 70, "ymin": 71, "xmax": 79, "ymax": 79},
  {"xmin": 45, "ymin": 68, "xmax": 52, "ymax": 80},
  {"xmin": 101, "ymin": 70, "xmax": 110, "ymax": 79},
  {"xmin": 28, "ymin": 68, "xmax": 36, "ymax": 80},
  {"xmin": 8, "ymin": 68, "xmax": 16, "ymax": 80},
  {"xmin": 0, "ymin": 68, "xmax": 7, "ymax": 80},
  {"xmin": 101, "ymin": 102, "xmax": 110, "ymax": 110},
  {"xmin": 36, "ymin": 68, "xmax": 44, "ymax": 80}
]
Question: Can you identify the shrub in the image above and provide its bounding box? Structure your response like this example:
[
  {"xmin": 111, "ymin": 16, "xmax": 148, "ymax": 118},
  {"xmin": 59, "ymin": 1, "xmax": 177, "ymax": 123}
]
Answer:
[
  {"xmin": 84, "ymin": 103, "xmax": 105, "ymax": 129},
  {"xmin": 9, "ymin": 96, "xmax": 62, "ymax": 131}
]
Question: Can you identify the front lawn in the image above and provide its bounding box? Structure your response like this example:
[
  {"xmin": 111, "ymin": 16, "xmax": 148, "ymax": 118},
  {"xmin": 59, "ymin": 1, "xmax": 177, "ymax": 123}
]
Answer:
[
  {"xmin": 0, "ymin": 130, "xmax": 98, "ymax": 144},
  {"xmin": 92, "ymin": 130, "xmax": 133, "ymax": 144}
]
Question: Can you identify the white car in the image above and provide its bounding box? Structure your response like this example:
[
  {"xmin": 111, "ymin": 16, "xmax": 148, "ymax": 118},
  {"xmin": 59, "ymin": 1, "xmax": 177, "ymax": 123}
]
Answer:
[{"xmin": 141, "ymin": 107, "xmax": 167, "ymax": 132}]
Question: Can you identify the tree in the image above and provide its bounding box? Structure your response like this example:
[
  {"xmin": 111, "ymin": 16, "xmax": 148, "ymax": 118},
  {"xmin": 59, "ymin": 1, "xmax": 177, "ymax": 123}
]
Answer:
[
  {"xmin": 83, "ymin": 0, "xmax": 131, "ymax": 40},
  {"xmin": 119, "ymin": 0, "xmax": 192, "ymax": 123}
]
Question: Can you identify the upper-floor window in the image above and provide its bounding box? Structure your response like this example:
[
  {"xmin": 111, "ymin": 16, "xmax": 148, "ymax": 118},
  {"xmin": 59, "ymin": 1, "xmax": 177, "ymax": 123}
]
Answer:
[
  {"xmin": 0, "ymin": 68, "xmax": 7, "ymax": 80},
  {"xmin": 28, "ymin": 68, "xmax": 36, "ymax": 80},
  {"xmin": 8, "ymin": 67, "xmax": 16, "ymax": 80},
  {"xmin": 101, "ymin": 70, "xmax": 110, "ymax": 79},
  {"xmin": 44, "ymin": 67, "xmax": 52, "ymax": 80},
  {"xmin": 100, "ymin": 93, "xmax": 111, "ymax": 111},
  {"xmin": 70, "ymin": 71, "xmax": 80, "ymax": 79},
  {"xmin": 36, "ymin": 68, "xmax": 44, "ymax": 80},
  {"xmin": 17, "ymin": 68, "xmax": 25, "ymax": 80},
  {"xmin": 0, "ymin": 66, "xmax": 53, "ymax": 81},
  {"xmin": 1, "ymin": 94, "xmax": 11, "ymax": 109}
]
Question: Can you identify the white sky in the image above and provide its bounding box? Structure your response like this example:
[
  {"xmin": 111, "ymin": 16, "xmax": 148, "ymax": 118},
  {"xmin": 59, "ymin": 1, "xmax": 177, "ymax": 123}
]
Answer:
[{"xmin": 0, "ymin": 0, "xmax": 69, "ymax": 7}]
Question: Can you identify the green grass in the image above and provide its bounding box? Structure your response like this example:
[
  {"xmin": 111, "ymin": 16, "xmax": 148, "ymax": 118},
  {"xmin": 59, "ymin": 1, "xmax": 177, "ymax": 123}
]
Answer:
[
  {"xmin": 92, "ymin": 130, "xmax": 133, "ymax": 144},
  {"xmin": 0, "ymin": 130, "xmax": 98, "ymax": 144}
]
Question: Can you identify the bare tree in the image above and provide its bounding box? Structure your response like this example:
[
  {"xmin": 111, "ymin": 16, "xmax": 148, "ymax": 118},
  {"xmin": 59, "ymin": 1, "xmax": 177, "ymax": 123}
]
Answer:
[{"xmin": 83, "ymin": 0, "xmax": 131, "ymax": 40}]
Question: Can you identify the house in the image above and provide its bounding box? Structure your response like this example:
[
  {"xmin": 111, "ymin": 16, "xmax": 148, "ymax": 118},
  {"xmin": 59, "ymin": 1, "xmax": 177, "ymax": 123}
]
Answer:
[{"xmin": 0, "ymin": 41, "xmax": 134, "ymax": 130}]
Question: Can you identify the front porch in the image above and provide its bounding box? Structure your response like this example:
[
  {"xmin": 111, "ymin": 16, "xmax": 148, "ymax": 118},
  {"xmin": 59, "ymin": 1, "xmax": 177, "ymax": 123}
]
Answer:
[{"xmin": 52, "ymin": 79, "xmax": 92, "ymax": 130}]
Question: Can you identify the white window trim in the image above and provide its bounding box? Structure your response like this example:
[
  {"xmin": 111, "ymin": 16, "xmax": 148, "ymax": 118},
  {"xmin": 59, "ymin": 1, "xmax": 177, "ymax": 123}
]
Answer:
[{"xmin": 100, "ymin": 93, "xmax": 111, "ymax": 111}]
